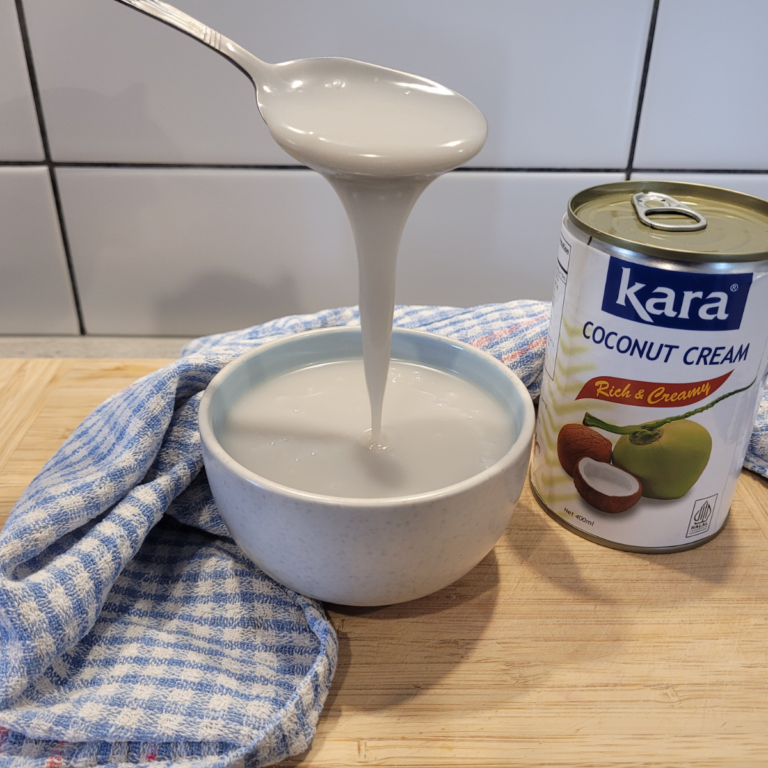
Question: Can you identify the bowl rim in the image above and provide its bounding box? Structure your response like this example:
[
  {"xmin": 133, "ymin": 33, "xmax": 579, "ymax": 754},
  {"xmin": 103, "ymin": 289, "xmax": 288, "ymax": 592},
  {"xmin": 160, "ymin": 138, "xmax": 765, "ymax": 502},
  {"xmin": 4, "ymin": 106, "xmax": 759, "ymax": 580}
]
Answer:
[{"xmin": 198, "ymin": 326, "xmax": 535, "ymax": 508}]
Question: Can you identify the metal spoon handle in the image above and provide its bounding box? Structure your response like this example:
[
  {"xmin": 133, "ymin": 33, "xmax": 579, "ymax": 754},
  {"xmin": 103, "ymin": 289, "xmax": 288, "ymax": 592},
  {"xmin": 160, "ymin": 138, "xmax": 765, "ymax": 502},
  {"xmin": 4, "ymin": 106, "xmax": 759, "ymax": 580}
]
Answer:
[
  {"xmin": 115, "ymin": 0, "xmax": 220, "ymax": 45},
  {"xmin": 113, "ymin": 0, "xmax": 271, "ymax": 87}
]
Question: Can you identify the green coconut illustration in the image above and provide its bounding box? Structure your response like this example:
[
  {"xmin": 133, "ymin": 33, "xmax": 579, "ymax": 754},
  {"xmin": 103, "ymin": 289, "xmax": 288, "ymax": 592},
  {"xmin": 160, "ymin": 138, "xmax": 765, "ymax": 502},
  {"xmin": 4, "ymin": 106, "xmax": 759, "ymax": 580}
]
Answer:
[
  {"xmin": 582, "ymin": 378, "xmax": 755, "ymax": 500},
  {"xmin": 611, "ymin": 420, "xmax": 711, "ymax": 499}
]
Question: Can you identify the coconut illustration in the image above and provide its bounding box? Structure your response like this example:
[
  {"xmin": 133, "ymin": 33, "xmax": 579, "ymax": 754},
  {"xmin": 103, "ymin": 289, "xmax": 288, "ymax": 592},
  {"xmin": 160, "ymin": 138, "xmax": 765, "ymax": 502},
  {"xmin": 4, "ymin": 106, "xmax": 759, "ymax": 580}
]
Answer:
[
  {"xmin": 573, "ymin": 457, "xmax": 642, "ymax": 513},
  {"xmin": 611, "ymin": 420, "xmax": 712, "ymax": 499},
  {"xmin": 557, "ymin": 423, "xmax": 612, "ymax": 476},
  {"xmin": 580, "ymin": 377, "xmax": 753, "ymax": 502}
]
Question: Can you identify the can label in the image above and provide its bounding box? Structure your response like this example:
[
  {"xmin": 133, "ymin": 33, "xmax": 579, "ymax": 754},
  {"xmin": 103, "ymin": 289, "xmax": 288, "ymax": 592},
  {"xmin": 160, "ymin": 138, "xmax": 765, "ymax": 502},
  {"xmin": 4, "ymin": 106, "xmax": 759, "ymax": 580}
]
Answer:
[{"xmin": 530, "ymin": 219, "xmax": 768, "ymax": 550}]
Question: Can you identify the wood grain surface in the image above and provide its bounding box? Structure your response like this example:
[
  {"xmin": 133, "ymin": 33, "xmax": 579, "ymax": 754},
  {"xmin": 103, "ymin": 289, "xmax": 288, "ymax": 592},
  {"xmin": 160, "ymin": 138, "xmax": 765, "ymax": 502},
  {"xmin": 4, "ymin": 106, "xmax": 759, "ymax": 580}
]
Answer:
[{"xmin": 3, "ymin": 358, "xmax": 768, "ymax": 767}]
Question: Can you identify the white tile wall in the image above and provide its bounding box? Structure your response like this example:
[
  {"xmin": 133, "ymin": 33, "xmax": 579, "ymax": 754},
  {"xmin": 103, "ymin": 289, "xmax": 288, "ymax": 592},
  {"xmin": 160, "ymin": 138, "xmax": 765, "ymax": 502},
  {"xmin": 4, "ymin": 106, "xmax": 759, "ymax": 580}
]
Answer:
[
  {"xmin": 634, "ymin": 0, "xmax": 768, "ymax": 170},
  {"xmin": 396, "ymin": 172, "xmax": 624, "ymax": 307},
  {"xmin": 23, "ymin": 0, "xmax": 652, "ymax": 168},
  {"xmin": 56, "ymin": 169, "xmax": 621, "ymax": 336},
  {"xmin": 57, "ymin": 168, "xmax": 356, "ymax": 336},
  {"xmin": 5, "ymin": 0, "xmax": 768, "ymax": 337},
  {"xmin": 0, "ymin": 0, "xmax": 44, "ymax": 161},
  {"xmin": 0, "ymin": 167, "xmax": 79, "ymax": 334}
]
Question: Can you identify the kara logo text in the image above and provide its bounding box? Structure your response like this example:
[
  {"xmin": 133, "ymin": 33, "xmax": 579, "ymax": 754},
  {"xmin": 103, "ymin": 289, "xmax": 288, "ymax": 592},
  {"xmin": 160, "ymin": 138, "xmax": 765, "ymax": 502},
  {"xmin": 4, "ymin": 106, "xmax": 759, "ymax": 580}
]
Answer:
[
  {"xmin": 602, "ymin": 258, "xmax": 752, "ymax": 332},
  {"xmin": 616, "ymin": 268, "xmax": 727, "ymax": 323}
]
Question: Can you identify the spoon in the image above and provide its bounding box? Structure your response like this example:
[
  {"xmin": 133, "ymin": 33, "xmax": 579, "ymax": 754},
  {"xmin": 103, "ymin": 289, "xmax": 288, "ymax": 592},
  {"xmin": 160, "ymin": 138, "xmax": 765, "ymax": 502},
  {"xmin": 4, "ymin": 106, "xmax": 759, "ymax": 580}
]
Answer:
[
  {"xmin": 113, "ymin": 0, "xmax": 487, "ymax": 176},
  {"xmin": 114, "ymin": 0, "xmax": 487, "ymax": 444}
]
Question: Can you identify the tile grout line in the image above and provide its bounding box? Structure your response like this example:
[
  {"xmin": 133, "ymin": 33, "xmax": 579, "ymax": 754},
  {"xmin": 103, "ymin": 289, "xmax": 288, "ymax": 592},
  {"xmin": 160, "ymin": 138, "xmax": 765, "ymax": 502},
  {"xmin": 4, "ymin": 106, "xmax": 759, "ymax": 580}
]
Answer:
[
  {"xmin": 631, "ymin": 169, "xmax": 768, "ymax": 175},
  {"xmin": 0, "ymin": 160, "xmax": 46, "ymax": 167},
  {"xmin": 45, "ymin": 163, "xmax": 768, "ymax": 174},
  {"xmin": 14, "ymin": 0, "xmax": 86, "ymax": 335},
  {"xmin": 54, "ymin": 162, "xmax": 633, "ymax": 173},
  {"xmin": 625, "ymin": 0, "xmax": 661, "ymax": 180}
]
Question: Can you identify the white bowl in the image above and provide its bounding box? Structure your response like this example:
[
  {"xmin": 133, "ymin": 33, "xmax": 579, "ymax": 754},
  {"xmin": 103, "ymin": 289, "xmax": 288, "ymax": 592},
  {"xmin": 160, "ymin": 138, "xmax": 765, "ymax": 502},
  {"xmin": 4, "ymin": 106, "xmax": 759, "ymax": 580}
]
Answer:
[{"xmin": 199, "ymin": 327, "xmax": 534, "ymax": 605}]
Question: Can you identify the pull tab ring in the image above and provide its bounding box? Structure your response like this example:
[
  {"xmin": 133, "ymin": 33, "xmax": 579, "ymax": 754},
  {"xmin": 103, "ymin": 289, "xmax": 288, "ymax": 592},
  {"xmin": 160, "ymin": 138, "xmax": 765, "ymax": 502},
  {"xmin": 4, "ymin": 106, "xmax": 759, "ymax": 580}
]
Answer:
[{"xmin": 632, "ymin": 192, "xmax": 707, "ymax": 232}]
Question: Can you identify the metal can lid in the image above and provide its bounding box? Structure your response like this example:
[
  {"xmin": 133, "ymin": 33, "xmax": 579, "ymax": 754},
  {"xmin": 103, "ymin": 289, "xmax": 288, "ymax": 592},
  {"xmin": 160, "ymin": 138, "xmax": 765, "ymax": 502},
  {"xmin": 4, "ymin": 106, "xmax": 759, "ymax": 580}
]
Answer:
[{"xmin": 568, "ymin": 180, "xmax": 768, "ymax": 263}]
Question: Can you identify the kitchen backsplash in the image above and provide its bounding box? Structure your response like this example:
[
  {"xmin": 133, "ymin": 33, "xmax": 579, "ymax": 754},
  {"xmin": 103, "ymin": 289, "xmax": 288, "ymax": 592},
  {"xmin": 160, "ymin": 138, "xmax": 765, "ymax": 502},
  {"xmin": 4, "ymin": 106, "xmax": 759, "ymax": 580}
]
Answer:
[{"xmin": 2, "ymin": 0, "xmax": 767, "ymax": 336}]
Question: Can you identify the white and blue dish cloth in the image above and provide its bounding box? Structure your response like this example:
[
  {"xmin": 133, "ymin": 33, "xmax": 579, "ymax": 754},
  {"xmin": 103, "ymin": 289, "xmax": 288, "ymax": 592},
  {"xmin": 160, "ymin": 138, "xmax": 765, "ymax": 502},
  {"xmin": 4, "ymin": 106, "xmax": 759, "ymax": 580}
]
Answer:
[{"xmin": 1, "ymin": 300, "xmax": 767, "ymax": 768}]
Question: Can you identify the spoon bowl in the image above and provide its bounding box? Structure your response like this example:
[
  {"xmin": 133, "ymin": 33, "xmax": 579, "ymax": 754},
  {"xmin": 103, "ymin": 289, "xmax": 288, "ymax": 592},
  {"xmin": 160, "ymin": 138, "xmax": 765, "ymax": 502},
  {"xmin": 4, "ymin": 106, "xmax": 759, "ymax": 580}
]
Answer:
[{"xmin": 259, "ymin": 57, "xmax": 487, "ymax": 176}]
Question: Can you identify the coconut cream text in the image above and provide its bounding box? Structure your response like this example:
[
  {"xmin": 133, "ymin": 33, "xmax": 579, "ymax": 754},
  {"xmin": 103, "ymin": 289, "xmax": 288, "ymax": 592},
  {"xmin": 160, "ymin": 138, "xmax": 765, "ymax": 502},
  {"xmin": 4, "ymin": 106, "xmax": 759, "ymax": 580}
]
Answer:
[{"xmin": 582, "ymin": 321, "xmax": 749, "ymax": 365}]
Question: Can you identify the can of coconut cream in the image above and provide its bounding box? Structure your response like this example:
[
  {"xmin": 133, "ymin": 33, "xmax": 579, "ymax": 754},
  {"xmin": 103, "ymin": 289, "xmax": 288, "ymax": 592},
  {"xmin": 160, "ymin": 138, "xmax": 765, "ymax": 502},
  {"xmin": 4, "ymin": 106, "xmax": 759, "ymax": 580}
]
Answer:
[{"xmin": 530, "ymin": 181, "xmax": 768, "ymax": 552}]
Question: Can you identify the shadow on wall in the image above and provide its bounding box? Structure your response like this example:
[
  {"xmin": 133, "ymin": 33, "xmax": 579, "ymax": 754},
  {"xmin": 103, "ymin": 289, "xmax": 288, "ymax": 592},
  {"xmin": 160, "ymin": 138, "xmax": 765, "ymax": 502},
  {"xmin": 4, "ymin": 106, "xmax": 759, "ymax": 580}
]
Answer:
[{"xmin": 153, "ymin": 271, "xmax": 302, "ymax": 337}]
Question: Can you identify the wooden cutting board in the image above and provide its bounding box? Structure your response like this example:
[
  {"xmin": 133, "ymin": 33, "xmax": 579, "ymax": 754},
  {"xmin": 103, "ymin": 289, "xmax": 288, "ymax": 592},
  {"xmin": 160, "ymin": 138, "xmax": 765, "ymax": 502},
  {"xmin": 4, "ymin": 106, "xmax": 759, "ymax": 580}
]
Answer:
[{"xmin": 3, "ymin": 358, "xmax": 768, "ymax": 767}]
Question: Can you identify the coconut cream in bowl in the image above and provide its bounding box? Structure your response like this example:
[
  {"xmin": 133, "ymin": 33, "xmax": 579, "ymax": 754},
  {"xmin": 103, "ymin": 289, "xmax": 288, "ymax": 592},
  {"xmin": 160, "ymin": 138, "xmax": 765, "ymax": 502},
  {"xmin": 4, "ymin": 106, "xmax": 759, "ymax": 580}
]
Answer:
[{"xmin": 199, "ymin": 327, "xmax": 534, "ymax": 606}]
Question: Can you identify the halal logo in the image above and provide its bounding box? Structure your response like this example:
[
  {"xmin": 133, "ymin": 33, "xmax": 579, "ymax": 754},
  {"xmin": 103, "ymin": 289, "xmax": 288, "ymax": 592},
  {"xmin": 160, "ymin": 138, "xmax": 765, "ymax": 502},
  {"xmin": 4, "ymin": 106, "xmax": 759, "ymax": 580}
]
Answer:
[{"xmin": 687, "ymin": 494, "xmax": 718, "ymax": 538}]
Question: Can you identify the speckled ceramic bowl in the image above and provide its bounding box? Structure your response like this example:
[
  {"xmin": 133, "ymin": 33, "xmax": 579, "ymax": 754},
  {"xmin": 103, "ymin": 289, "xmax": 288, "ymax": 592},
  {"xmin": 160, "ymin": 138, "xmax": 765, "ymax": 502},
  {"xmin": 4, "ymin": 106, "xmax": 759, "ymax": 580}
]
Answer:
[{"xmin": 199, "ymin": 327, "xmax": 534, "ymax": 606}]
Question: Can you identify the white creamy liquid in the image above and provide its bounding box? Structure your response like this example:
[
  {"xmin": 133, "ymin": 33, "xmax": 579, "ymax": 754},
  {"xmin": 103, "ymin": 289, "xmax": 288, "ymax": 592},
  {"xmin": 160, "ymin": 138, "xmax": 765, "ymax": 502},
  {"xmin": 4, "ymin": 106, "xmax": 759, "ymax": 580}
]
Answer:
[
  {"xmin": 258, "ymin": 58, "xmax": 487, "ymax": 178},
  {"xmin": 257, "ymin": 60, "xmax": 487, "ymax": 441},
  {"xmin": 219, "ymin": 359, "xmax": 513, "ymax": 498}
]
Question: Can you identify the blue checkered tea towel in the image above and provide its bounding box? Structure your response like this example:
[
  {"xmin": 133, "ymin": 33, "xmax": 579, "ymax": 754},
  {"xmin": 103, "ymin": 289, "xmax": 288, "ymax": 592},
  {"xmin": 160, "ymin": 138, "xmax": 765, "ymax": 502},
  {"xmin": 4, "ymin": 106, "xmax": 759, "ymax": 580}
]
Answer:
[
  {"xmin": 0, "ymin": 302, "xmax": 548, "ymax": 768},
  {"xmin": 1, "ymin": 300, "xmax": 766, "ymax": 768}
]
